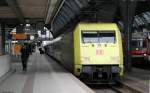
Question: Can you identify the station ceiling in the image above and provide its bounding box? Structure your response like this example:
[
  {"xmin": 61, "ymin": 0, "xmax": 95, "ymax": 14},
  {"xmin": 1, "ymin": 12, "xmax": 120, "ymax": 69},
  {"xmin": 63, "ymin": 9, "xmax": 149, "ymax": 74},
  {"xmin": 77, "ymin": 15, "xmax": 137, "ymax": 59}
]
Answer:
[
  {"xmin": 0, "ymin": 0, "xmax": 150, "ymax": 37},
  {"xmin": 0, "ymin": 0, "xmax": 59, "ymax": 23}
]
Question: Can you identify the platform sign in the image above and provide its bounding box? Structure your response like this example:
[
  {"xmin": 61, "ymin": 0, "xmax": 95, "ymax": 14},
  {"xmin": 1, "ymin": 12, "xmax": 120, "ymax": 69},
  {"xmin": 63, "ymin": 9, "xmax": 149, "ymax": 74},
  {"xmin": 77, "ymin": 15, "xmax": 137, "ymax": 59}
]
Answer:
[{"xmin": 12, "ymin": 33, "xmax": 27, "ymax": 40}]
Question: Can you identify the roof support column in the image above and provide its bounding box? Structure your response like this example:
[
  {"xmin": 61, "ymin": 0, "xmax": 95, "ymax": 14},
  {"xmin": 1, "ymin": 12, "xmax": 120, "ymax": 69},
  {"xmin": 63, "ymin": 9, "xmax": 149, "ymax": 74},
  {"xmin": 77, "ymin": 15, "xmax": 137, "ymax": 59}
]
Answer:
[
  {"xmin": 1, "ymin": 23, "xmax": 5, "ymax": 55},
  {"xmin": 119, "ymin": 0, "xmax": 137, "ymax": 72},
  {"xmin": 0, "ymin": 24, "xmax": 2, "ymax": 55}
]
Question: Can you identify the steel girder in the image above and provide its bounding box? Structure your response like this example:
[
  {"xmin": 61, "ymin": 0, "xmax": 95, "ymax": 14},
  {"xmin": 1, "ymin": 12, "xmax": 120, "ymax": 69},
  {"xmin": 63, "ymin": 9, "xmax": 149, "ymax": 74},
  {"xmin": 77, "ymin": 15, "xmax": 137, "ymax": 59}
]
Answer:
[{"xmin": 51, "ymin": 0, "xmax": 90, "ymax": 37}]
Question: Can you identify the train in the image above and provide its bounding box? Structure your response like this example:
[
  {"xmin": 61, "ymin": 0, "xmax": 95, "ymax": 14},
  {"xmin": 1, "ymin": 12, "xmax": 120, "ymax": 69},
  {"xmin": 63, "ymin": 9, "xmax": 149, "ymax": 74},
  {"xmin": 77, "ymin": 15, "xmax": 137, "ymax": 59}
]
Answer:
[
  {"xmin": 45, "ymin": 23, "xmax": 124, "ymax": 84},
  {"xmin": 131, "ymin": 37, "xmax": 150, "ymax": 63}
]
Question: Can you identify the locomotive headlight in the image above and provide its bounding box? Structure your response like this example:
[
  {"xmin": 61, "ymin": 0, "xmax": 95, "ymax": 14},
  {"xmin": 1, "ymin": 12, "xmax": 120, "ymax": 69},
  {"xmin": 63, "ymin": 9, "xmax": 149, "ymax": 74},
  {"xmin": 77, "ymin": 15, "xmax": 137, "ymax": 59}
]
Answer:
[
  {"xmin": 143, "ymin": 54, "xmax": 147, "ymax": 56},
  {"xmin": 111, "ymin": 56, "xmax": 119, "ymax": 64},
  {"xmin": 111, "ymin": 66, "xmax": 121, "ymax": 73},
  {"xmin": 136, "ymin": 48, "xmax": 139, "ymax": 50}
]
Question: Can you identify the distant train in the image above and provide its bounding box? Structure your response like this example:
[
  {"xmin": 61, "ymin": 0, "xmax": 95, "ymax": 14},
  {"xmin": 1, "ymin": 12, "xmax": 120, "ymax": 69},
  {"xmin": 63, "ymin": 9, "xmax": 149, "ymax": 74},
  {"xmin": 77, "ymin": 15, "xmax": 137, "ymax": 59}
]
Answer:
[
  {"xmin": 45, "ymin": 23, "xmax": 124, "ymax": 84},
  {"xmin": 131, "ymin": 38, "xmax": 150, "ymax": 62}
]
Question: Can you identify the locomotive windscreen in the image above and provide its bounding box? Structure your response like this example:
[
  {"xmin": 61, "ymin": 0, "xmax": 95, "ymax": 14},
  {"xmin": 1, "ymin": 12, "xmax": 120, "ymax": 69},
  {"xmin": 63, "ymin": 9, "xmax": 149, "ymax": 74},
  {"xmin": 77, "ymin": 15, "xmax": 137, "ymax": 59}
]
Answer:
[{"xmin": 82, "ymin": 31, "xmax": 116, "ymax": 43}]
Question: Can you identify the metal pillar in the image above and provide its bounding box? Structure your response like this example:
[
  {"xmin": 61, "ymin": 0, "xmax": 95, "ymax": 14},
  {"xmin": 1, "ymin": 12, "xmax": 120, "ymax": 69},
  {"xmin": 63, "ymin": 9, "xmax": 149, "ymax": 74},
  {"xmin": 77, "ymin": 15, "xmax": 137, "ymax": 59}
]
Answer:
[
  {"xmin": 0, "ymin": 24, "xmax": 1, "ymax": 55},
  {"xmin": 1, "ymin": 23, "xmax": 5, "ymax": 55},
  {"xmin": 119, "ymin": 0, "xmax": 137, "ymax": 72}
]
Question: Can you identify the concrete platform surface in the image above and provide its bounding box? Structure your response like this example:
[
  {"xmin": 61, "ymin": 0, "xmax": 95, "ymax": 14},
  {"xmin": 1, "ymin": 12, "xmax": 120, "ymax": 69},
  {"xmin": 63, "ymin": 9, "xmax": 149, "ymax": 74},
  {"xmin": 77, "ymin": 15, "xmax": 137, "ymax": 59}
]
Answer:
[
  {"xmin": 0, "ymin": 53, "xmax": 95, "ymax": 93},
  {"xmin": 123, "ymin": 68, "xmax": 150, "ymax": 93}
]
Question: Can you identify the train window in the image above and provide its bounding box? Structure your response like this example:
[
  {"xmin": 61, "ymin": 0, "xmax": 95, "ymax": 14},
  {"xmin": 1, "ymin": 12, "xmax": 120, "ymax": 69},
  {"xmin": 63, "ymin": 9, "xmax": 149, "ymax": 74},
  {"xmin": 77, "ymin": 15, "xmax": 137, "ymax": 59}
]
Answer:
[
  {"xmin": 82, "ymin": 31, "xmax": 99, "ymax": 43},
  {"xmin": 82, "ymin": 31, "xmax": 116, "ymax": 43},
  {"xmin": 142, "ymin": 41, "xmax": 147, "ymax": 47},
  {"xmin": 131, "ymin": 41, "xmax": 138, "ymax": 47},
  {"xmin": 131, "ymin": 40, "xmax": 147, "ymax": 49},
  {"xmin": 99, "ymin": 31, "xmax": 116, "ymax": 43}
]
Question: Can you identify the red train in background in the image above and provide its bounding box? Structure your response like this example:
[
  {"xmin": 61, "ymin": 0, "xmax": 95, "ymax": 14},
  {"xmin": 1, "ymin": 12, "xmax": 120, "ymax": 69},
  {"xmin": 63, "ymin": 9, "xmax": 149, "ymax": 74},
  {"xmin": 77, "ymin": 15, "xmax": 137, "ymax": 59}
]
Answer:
[{"xmin": 130, "ymin": 32, "xmax": 150, "ymax": 63}]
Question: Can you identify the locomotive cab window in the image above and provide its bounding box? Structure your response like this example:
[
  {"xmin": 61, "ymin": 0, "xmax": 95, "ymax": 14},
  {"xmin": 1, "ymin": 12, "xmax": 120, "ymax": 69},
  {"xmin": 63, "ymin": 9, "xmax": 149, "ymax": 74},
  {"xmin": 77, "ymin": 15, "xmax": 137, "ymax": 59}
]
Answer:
[
  {"xmin": 82, "ymin": 31, "xmax": 99, "ymax": 43},
  {"xmin": 82, "ymin": 31, "xmax": 116, "ymax": 43},
  {"xmin": 99, "ymin": 31, "xmax": 116, "ymax": 43}
]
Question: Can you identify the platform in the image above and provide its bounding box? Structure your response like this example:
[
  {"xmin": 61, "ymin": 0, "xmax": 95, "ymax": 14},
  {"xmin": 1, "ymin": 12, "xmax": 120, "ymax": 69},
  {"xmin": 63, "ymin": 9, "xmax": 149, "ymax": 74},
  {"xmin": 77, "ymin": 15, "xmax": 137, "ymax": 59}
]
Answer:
[
  {"xmin": 0, "ymin": 53, "xmax": 94, "ymax": 93},
  {"xmin": 122, "ymin": 68, "xmax": 150, "ymax": 93}
]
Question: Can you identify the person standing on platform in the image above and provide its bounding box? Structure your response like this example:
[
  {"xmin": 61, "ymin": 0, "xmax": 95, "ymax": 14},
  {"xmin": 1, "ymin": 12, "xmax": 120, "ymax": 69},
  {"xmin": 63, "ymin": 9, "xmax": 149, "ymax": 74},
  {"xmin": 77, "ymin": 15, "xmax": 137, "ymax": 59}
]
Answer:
[
  {"xmin": 39, "ymin": 46, "xmax": 45, "ymax": 54},
  {"xmin": 20, "ymin": 45, "xmax": 29, "ymax": 71}
]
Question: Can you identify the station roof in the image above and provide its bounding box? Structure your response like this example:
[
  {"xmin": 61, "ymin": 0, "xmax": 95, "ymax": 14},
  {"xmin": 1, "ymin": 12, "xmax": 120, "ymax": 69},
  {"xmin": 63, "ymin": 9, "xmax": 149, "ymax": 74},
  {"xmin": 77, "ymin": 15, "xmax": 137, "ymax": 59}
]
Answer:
[
  {"xmin": 0, "ymin": 0, "xmax": 59, "ymax": 22},
  {"xmin": 0, "ymin": 0, "xmax": 150, "ymax": 37},
  {"xmin": 0, "ymin": 0, "xmax": 90, "ymax": 36}
]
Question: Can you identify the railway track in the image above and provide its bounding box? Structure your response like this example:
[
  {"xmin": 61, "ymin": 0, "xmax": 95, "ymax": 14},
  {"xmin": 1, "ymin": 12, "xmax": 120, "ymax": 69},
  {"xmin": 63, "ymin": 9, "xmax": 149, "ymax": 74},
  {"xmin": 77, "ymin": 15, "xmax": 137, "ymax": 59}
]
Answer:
[
  {"xmin": 132, "ymin": 58, "xmax": 150, "ymax": 70},
  {"xmin": 111, "ymin": 85, "xmax": 140, "ymax": 93},
  {"xmin": 94, "ymin": 86, "xmax": 140, "ymax": 93},
  {"xmin": 92, "ymin": 81, "xmax": 143, "ymax": 93},
  {"xmin": 91, "ymin": 84, "xmax": 116, "ymax": 93}
]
